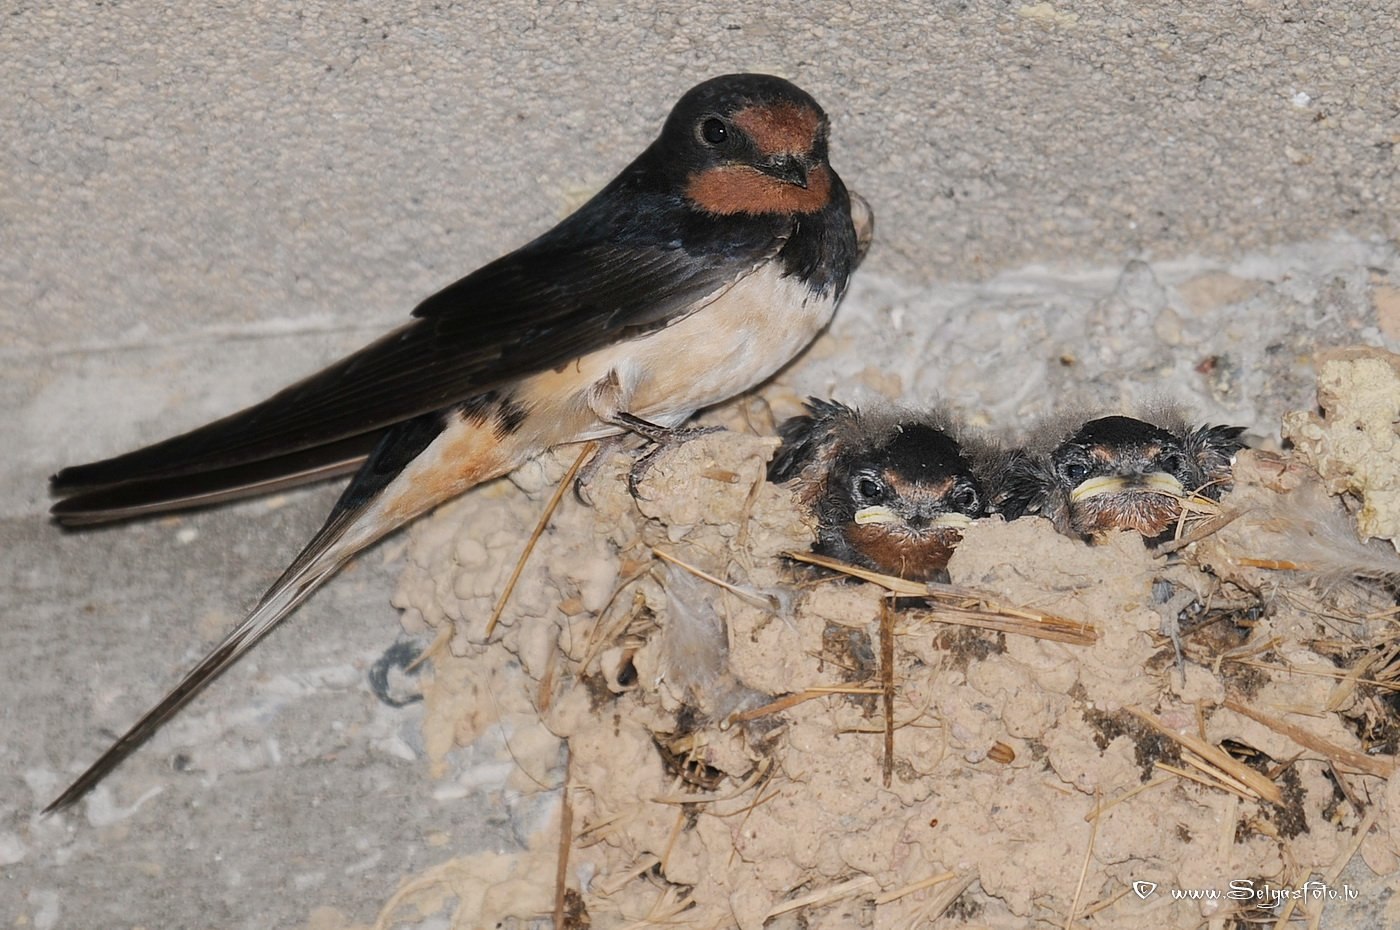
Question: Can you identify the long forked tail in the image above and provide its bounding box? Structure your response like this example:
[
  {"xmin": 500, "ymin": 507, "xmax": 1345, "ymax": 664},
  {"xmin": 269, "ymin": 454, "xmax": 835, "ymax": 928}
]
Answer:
[
  {"xmin": 44, "ymin": 411, "xmax": 457, "ymax": 814},
  {"xmin": 43, "ymin": 507, "xmax": 365, "ymax": 814}
]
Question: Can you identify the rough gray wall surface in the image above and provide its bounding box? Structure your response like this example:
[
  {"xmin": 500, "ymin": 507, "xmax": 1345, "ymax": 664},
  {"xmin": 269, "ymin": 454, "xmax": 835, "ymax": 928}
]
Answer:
[
  {"xmin": 4, "ymin": 3, "xmax": 1397, "ymax": 929},
  {"xmin": 6, "ymin": 3, "xmax": 1397, "ymax": 354}
]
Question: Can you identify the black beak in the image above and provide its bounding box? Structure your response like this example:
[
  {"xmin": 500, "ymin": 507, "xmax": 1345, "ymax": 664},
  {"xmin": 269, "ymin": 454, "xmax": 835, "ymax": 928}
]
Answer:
[{"xmin": 757, "ymin": 154, "xmax": 810, "ymax": 189}]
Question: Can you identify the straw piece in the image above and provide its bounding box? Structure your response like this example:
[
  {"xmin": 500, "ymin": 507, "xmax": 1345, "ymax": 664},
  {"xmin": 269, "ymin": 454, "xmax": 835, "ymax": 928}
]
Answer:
[
  {"xmin": 881, "ymin": 598, "xmax": 895, "ymax": 788},
  {"xmin": 1127, "ymin": 707, "xmax": 1283, "ymax": 803},
  {"xmin": 486, "ymin": 442, "xmax": 597, "ymax": 637},
  {"xmin": 764, "ymin": 875, "xmax": 878, "ymax": 920},
  {"xmin": 1224, "ymin": 697, "xmax": 1395, "ymax": 779},
  {"xmin": 1063, "ymin": 791, "xmax": 1102, "ymax": 930},
  {"xmin": 552, "ymin": 750, "xmax": 574, "ymax": 930},
  {"xmin": 872, "ymin": 870, "xmax": 958, "ymax": 905},
  {"xmin": 784, "ymin": 550, "xmax": 1098, "ymax": 645}
]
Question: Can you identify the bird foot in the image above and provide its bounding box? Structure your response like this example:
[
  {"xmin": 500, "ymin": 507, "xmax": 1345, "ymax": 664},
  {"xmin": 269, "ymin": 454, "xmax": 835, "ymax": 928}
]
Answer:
[
  {"xmin": 572, "ymin": 435, "xmax": 632, "ymax": 506},
  {"xmin": 611, "ymin": 413, "xmax": 723, "ymax": 499}
]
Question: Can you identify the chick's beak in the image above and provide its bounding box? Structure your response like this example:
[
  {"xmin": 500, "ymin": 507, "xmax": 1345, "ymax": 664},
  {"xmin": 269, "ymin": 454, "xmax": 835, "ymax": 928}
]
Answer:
[
  {"xmin": 1069, "ymin": 471, "xmax": 1184, "ymax": 504},
  {"xmin": 854, "ymin": 504, "xmax": 972, "ymax": 531}
]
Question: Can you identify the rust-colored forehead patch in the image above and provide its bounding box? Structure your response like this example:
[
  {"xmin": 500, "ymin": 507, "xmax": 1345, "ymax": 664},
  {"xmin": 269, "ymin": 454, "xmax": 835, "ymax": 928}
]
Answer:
[{"xmin": 733, "ymin": 102, "xmax": 823, "ymax": 155}]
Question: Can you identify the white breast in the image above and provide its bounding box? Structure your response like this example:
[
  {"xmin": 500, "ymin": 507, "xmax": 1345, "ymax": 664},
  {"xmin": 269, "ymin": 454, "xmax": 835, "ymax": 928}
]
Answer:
[
  {"xmin": 631, "ymin": 264, "xmax": 836, "ymax": 418},
  {"xmin": 517, "ymin": 262, "xmax": 837, "ymax": 442}
]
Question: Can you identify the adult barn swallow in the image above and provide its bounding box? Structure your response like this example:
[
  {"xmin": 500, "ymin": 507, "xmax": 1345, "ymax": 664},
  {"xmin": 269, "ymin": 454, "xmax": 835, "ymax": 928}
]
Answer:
[
  {"xmin": 46, "ymin": 74, "xmax": 865, "ymax": 811},
  {"xmin": 769, "ymin": 399, "xmax": 991, "ymax": 581},
  {"xmin": 994, "ymin": 413, "xmax": 1245, "ymax": 542}
]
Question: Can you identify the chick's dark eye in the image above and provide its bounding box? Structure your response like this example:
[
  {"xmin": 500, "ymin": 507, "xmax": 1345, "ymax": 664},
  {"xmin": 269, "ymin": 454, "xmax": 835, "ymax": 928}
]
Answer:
[
  {"xmin": 855, "ymin": 476, "xmax": 884, "ymax": 502},
  {"xmin": 1159, "ymin": 451, "xmax": 1185, "ymax": 474},
  {"xmin": 700, "ymin": 117, "xmax": 728, "ymax": 145},
  {"xmin": 951, "ymin": 485, "xmax": 981, "ymax": 515},
  {"xmin": 1061, "ymin": 460, "xmax": 1090, "ymax": 483}
]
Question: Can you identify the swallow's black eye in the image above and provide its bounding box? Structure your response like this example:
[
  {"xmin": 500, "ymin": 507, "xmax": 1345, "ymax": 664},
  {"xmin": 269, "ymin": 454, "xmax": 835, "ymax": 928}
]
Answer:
[
  {"xmin": 1159, "ymin": 451, "xmax": 1185, "ymax": 474},
  {"xmin": 854, "ymin": 475, "xmax": 885, "ymax": 502},
  {"xmin": 700, "ymin": 117, "xmax": 728, "ymax": 146},
  {"xmin": 951, "ymin": 484, "xmax": 981, "ymax": 515}
]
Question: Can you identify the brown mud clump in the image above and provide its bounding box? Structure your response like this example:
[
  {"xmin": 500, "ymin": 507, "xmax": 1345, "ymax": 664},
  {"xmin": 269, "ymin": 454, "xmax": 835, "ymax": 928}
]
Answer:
[{"xmin": 378, "ymin": 352, "xmax": 1400, "ymax": 929}]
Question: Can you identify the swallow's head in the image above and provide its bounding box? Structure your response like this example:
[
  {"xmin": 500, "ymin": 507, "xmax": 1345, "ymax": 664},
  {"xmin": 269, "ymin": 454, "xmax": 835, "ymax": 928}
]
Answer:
[
  {"xmin": 1050, "ymin": 415, "xmax": 1206, "ymax": 538},
  {"xmin": 819, "ymin": 421, "xmax": 986, "ymax": 580},
  {"xmin": 662, "ymin": 73, "xmax": 835, "ymax": 216}
]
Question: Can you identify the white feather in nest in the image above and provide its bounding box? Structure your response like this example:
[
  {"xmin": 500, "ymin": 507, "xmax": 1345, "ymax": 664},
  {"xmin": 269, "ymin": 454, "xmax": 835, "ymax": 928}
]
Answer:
[
  {"xmin": 1181, "ymin": 450, "xmax": 1400, "ymax": 655},
  {"xmin": 1235, "ymin": 478, "xmax": 1400, "ymax": 587},
  {"xmin": 656, "ymin": 562, "xmax": 770, "ymax": 723}
]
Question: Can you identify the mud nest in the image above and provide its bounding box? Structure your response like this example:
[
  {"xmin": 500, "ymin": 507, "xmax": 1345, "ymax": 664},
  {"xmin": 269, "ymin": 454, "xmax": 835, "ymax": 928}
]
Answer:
[{"xmin": 379, "ymin": 348, "xmax": 1399, "ymax": 930}]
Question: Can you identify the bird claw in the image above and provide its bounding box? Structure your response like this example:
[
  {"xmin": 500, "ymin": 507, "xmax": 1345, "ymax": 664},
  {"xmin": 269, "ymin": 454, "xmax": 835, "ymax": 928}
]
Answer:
[
  {"xmin": 618, "ymin": 420, "xmax": 724, "ymax": 500},
  {"xmin": 572, "ymin": 436, "xmax": 631, "ymax": 507},
  {"xmin": 568, "ymin": 422, "xmax": 723, "ymax": 503}
]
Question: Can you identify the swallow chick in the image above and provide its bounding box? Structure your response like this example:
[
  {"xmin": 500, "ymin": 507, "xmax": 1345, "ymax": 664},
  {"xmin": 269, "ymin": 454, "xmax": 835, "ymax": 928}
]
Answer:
[
  {"xmin": 994, "ymin": 412, "xmax": 1246, "ymax": 542},
  {"xmin": 45, "ymin": 73, "xmax": 867, "ymax": 811},
  {"xmin": 769, "ymin": 399, "xmax": 992, "ymax": 581}
]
